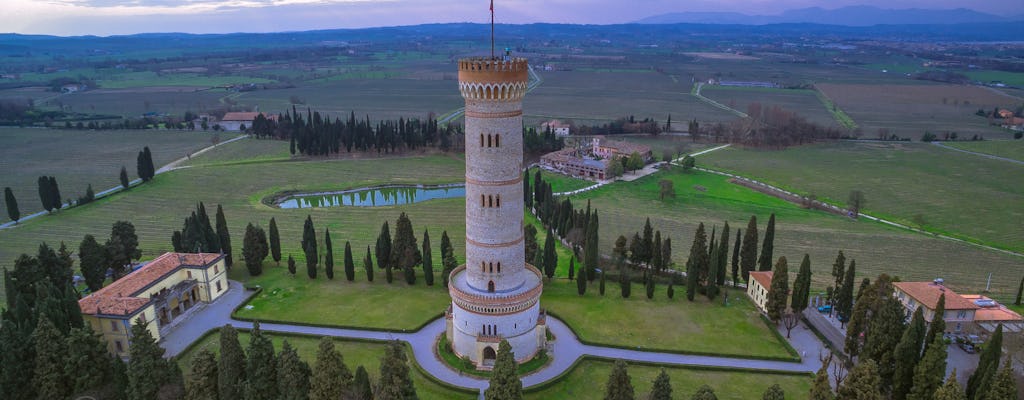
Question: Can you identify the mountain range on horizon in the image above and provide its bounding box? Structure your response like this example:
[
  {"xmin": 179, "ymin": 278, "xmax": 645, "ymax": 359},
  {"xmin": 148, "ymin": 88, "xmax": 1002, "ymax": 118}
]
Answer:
[{"xmin": 636, "ymin": 6, "xmax": 1024, "ymax": 26}]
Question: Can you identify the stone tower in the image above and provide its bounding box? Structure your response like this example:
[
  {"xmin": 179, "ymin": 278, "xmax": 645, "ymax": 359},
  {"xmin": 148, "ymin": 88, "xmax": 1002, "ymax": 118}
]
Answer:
[{"xmin": 446, "ymin": 55, "xmax": 546, "ymax": 367}]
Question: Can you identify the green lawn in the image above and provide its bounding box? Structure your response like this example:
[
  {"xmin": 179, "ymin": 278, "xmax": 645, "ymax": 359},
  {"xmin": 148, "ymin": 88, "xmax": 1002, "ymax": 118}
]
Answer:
[
  {"xmin": 524, "ymin": 359, "xmax": 812, "ymax": 400},
  {"xmin": 528, "ymin": 167, "xmax": 592, "ymax": 193},
  {"xmin": 946, "ymin": 140, "xmax": 1024, "ymax": 163},
  {"xmin": 699, "ymin": 142, "xmax": 1024, "ymax": 254},
  {"xmin": 182, "ymin": 137, "xmax": 293, "ymax": 167},
  {"xmin": 176, "ymin": 331, "xmax": 474, "ymax": 400}
]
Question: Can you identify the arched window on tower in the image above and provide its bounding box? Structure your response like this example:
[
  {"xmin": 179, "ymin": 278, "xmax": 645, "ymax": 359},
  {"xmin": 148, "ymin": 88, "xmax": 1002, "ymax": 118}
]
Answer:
[
  {"xmin": 480, "ymin": 134, "xmax": 484, "ymax": 148},
  {"xmin": 489, "ymin": 262, "xmax": 493, "ymax": 273},
  {"xmin": 496, "ymin": 195, "xmax": 501, "ymax": 208},
  {"xmin": 488, "ymin": 281, "xmax": 495, "ymax": 292},
  {"xmin": 497, "ymin": 262, "xmax": 501, "ymax": 273},
  {"xmin": 495, "ymin": 134, "xmax": 500, "ymax": 147},
  {"xmin": 488, "ymin": 195, "xmax": 493, "ymax": 208},
  {"xmin": 487, "ymin": 134, "xmax": 492, "ymax": 148}
]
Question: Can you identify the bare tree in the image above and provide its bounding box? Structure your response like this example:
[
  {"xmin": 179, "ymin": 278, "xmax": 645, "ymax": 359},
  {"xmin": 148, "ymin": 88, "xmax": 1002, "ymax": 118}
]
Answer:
[
  {"xmin": 847, "ymin": 190, "xmax": 865, "ymax": 218},
  {"xmin": 782, "ymin": 311, "xmax": 800, "ymax": 338},
  {"xmin": 828, "ymin": 352, "xmax": 849, "ymax": 389}
]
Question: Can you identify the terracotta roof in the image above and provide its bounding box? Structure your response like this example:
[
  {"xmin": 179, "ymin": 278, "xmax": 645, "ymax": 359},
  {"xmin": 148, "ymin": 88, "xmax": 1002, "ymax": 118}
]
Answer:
[
  {"xmin": 893, "ymin": 281, "xmax": 978, "ymax": 311},
  {"xmin": 749, "ymin": 271, "xmax": 773, "ymax": 289},
  {"xmin": 598, "ymin": 139, "xmax": 651, "ymax": 156},
  {"xmin": 961, "ymin": 295, "xmax": 1024, "ymax": 322},
  {"xmin": 78, "ymin": 252, "xmax": 222, "ymax": 317}
]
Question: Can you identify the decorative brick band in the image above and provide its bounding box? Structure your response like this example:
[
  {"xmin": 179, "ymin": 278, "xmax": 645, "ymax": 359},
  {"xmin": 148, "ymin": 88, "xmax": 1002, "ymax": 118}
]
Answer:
[
  {"xmin": 465, "ymin": 175, "xmax": 523, "ymax": 186},
  {"xmin": 449, "ymin": 264, "xmax": 544, "ymax": 315},
  {"xmin": 466, "ymin": 235, "xmax": 524, "ymax": 248},
  {"xmin": 465, "ymin": 110, "xmax": 523, "ymax": 119}
]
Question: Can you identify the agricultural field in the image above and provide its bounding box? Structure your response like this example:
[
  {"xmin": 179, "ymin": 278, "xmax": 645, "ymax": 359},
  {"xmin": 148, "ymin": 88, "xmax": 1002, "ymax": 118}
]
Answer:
[
  {"xmin": 946, "ymin": 140, "xmax": 1024, "ymax": 162},
  {"xmin": 177, "ymin": 332, "xmax": 473, "ymax": 400},
  {"xmin": 38, "ymin": 87, "xmax": 231, "ymax": 118},
  {"xmin": 572, "ymin": 165, "xmax": 1024, "ymax": 300},
  {"xmin": 527, "ymin": 167, "xmax": 592, "ymax": 193},
  {"xmin": 0, "ymin": 127, "xmax": 231, "ymax": 217},
  {"xmin": 701, "ymin": 86, "xmax": 839, "ymax": 127},
  {"xmin": 523, "ymin": 359, "xmax": 812, "ymax": 400},
  {"xmin": 815, "ymin": 83, "xmax": 1016, "ymax": 138},
  {"xmin": 699, "ymin": 142, "xmax": 1024, "ymax": 255},
  {"xmin": 182, "ymin": 137, "xmax": 292, "ymax": 166}
]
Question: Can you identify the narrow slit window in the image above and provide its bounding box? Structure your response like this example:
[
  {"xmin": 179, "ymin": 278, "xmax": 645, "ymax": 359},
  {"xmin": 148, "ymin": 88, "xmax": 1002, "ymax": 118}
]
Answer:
[
  {"xmin": 495, "ymin": 134, "xmax": 500, "ymax": 147},
  {"xmin": 496, "ymin": 195, "xmax": 500, "ymax": 208},
  {"xmin": 480, "ymin": 134, "xmax": 484, "ymax": 147}
]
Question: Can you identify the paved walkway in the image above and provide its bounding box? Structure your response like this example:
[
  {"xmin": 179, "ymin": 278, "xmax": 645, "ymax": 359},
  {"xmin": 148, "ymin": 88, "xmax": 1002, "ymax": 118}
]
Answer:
[
  {"xmin": 162, "ymin": 280, "xmax": 816, "ymax": 395},
  {"xmin": 931, "ymin": 141, "xmax": 1024, "ymax": 165}
]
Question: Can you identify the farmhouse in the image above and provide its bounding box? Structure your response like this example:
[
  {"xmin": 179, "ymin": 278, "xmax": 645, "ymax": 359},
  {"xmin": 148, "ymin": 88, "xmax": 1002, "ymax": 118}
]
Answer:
[
  {"xmin": 747, "ymin": 271, "xmax": 773, "ymax": 314},
  {"xmin": 540, "ymin": 148, "xmax": 611, "ymax": 181},
  {"xmin": 541, "ymin": 120, "xmax": 571, "ymax": 137},
  {"xmin": 78, "ymin": 252, "xmax": 229, "ymax": 358},
  {"xmin": 591, "ymin": 137, "xmax": 652, "ymax": 161},
  {"xmin": 220, "ymin": 111, "xmax": 276, "ymax": 131},
  {"xmin": 893, "ymin": 279, "xmax": 1024, "ymax": 336}
]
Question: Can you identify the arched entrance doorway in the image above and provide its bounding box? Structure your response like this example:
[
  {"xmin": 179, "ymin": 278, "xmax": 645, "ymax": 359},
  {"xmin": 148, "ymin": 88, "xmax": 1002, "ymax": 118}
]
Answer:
[
  {"xmin": 482, "ymin": 346, "xmax": 497, "ymax": 361},
  {"xmin": 488, "ymin": 281, "xmax": 495, "ymax": 292}
]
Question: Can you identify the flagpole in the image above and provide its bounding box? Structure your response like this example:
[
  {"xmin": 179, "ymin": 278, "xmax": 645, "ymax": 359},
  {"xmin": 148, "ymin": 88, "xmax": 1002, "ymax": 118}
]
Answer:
[{"xmin": 490, "ymin": 0, "xmax": 495, "ymax": 59}]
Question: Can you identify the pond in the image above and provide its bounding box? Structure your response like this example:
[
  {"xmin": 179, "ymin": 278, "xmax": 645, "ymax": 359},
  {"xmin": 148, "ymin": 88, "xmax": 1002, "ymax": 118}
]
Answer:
[{"xmin": 277, "ymin": 184, "xmax": 465, "ymax": 209}]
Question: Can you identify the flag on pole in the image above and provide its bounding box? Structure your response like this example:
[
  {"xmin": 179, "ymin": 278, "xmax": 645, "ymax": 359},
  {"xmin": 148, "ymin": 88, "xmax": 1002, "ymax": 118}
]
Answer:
[{"xmin": 490, "ymin": 0, "xmax": 494, "ymax": 12}]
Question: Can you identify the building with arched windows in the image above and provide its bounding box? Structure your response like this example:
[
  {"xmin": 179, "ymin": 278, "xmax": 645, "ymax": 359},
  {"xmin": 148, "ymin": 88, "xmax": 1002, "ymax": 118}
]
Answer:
[{"xmin": 445, "ymin": 55, "xmax": 546, "ymax": 368}]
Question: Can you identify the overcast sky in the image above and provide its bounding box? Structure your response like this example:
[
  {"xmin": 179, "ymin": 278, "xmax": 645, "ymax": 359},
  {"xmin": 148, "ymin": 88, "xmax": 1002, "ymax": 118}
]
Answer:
[{"xmin": 7, "ymin": 0, "xmax": 1015, "ymax": 36}]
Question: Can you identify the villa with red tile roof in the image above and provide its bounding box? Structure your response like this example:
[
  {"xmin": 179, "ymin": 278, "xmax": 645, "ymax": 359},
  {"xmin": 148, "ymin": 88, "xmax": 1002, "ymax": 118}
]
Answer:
[
  {"xmin": 747, "ymin": 271, "xmax": 773, "ymax": 314},
  {"xmin": 78, "ymin": 252, "xmax": 228, "ymax": 357},
  {"xmin": 893, "ymin": 279, "xmax": 1023, "ymax": 337}
]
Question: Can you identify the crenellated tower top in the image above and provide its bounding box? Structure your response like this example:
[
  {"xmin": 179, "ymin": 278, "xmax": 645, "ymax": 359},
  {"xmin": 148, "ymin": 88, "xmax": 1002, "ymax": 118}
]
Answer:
[{"xmin": 458, "ymin": 57, "xmax": 529, "ymax": 102}]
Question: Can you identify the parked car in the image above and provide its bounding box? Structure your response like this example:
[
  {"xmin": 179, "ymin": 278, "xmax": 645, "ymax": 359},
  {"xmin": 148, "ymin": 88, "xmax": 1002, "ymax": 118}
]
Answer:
[
  {"xmin": 958, "ymin": 342, "xmax": 976, "ymax": 354},
  {"xmin": 817, "ymin": 305, "xmax": 832, "ymax": 313}
]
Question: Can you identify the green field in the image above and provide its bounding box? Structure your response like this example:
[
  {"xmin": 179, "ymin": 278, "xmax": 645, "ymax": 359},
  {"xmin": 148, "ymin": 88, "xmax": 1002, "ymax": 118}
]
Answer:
[
  {"xmin": 0, "ymin": 127, "xmax": 231, "ymax": 217},
  {"xmin": 700, "ymin": 142, "xmax": 1024, "ymax": 254},
  {"xmin": 528, "ymin": 167, "xmax": 592, "ymax": 193},
  {"xmin": 177, "ymin": 331, "xmax": 473, "ymax": 400},
  {"xmin": 182, "ymin": 137, "xmax": 293, "ymax": 166},
  {"xmin": 946, "ymin": 140, "xmax": 1024, "ymax": 162},
  {"xmin": 701, "ymin": 87, "xmax": 839, "ymax": 127},
  {"xmin": 524, "ymin": 359, "xmax": 812, "ymax": 400},
  {"xmin": 572, "ymin": 165, "xmax": 1024, "ymax": 299},
  {"xmin": 39, "ymin": 88, "xmax": 231, "ymax": 117}
]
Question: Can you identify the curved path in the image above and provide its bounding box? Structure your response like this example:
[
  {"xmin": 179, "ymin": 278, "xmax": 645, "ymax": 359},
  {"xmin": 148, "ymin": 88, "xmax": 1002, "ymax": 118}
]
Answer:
[
  {"xmin": 163, "ymin": 281, "xmax": 822, "ymax": 395},
  {"xmin": 930, "ymin": 141, "xmax": 1024, "ymax": 165}
]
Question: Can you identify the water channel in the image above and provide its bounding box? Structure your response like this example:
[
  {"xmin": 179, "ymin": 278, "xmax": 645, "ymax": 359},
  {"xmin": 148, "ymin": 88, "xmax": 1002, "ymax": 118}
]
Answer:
[{"xmin": 277, "ymin": 184, "xmax": 465, "ymax": 209}]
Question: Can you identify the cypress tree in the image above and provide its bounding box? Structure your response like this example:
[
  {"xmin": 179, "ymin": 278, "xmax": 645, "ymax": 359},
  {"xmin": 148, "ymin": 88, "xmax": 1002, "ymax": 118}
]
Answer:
[
  {"xmin": 353, "ymin": 365, "xmax": 373, "ymax": 400},
  {"xmin": 686, "ymin": 223, "xmax": 708, "ymax": 301},
  {"xmin": 692, "ymin": 385, "xmax": 718, "ymax": 400},
  {"xmin": 302, "ymin": 215, "xmax": 318, "ymax": 279},
  {"xmin": 51, "ymin": 176, "xmax": 62, "ymax": 210},
  {"xmin": 892, "ymin": 307, "xmax": 927, "ymax": 400},
  {"xmin": 983, "ymin": 361, "xmax": 1017, "ymax": 400},
  {"xmin": 245, "ymin": 321, "xmax": 278, "ymax": 400},
  {"xmin": 533, "ymin": 246, "xmax": 544, "ymax": 276},
  {"xmin": 716, "ymin": 223, "xmax": 729, "ymax": 286},
  {"xmin": 524, "ymin": 170, "xmax": 532, "ymax": 208},
  {"xmin": 364, "ymin": 246, "xmax": 374, "ymax": 282},
  {"xmin": 862, "ymin": 296, "xmax": 907, "ymax": 391},
  {"xmin": 109, "ymin": 355, "xmax": 128, "ymax": 400},
  {"xmin": 648, "ymin": 369, "xmax": 672, "ymax": 400},
  {"xmin": 604, "ymin": 359, "xmax": 634, "ymax": 400},
  {"xmin": 924, "ymin": 293, "xmax": 946, "ymax": 348},
  {"xmin": 38, "ymin": 175, "xmax": 53, "ymax": 212},
  {"xmin": 568, "ymin": 256, "xmax": 575, "ymax": 281},
  {"xmin": 933, "ymin": 371, "xmax": 965, "ymax": 400},
  {"xmin": 215, "ymin": 205, "xmax": 233, "ymax": 266},
  {"xmin": 832, "ymin": 251, "xmax": 847, "ymax": 299},
  {"xmin": 731, "ymin": 229, "xmax": 741, "ymax": 286},
  {"xmin": 377, "ymin": 221, "xmax": 392, "ymax": 283},
  {"xmin": 809, "ymin": 364, "xmax": 835, "ymax": 400},
  {"xmin": 835, "ymin": 261, "xmax": 856, "ymax": 326},
  {"xmin": 484, "ymin": 340, "xmax": 522, "ymax": 400},
  {"xmin": 585, "ymin": 212, "xmax": 600, "ymax": 281},
  {"xmin": 344, "ymin": 241, "xmax": 355, "ymax": 281},
  {"xmin": 277, "ymin": 340, "xmax": 311, "ymax": 400},
  {"xmin": 186, "ymin": 349, "xmax": 219, "ymax": 400},
  {"xmin": 441, "ymin": 231, "xmax": 455, "ymax": 287},
  {"xmin": 706, "ymin": 226, "xmax": 719, "ymax": 301},
  {"xmin": 524, "ymin": 225, "xmax": 538, "ymax": 266},
  {"xmin": 5, "ymin": 186, "xmax": 20, "ymax": 222},
  {"xmin": 324, "ymin": 228, "xmax": 335, "ymax": 280},
  {"xmin": 757, "ymin": 213, "xmax": 776, "ymax": 271},
  {"xmin": 1015, "ymin": 276, "xmax": 1023, "ymax": 306},
  {"xmin": 620, "ymin": 268, "xmax": 631, "ymax": 298},
  {"xmin": 662, "ymin": 237, "xmax": 672, "ymax": 270},
  {"xmin": 422, "ymin": 229, "xmax": 434, "ymax": 286},
  {"xmin": 740, "ymin": 216, "xmax": 758, "ymax": 282},
  {"xmin": 197, "ymin": 202, "xmax": 221, "ymax": 253},
  {"xmin": 966, "ymin": 324, "xmax": 1002, "ymax": 400},
  {"xmin": 645, "ymin": 273, "xmax": 654, "ymax": 299},
  {"xmin": 143, "ymin": 146, "xmax": 155, "ymax": 180},
  {"xmin": 127, "ymin": 318, "xmax": 168, "ymax": 400},
  {"xmin": 838, "ymin": 359, "xmax": 882, "ymax": 400},
  {"xmin": 310, "ymin": 337, "xmax": 352, "ymax": 400},
  {"xmin": 600, "ymin": 270, "xmax": 606, "ymax": 296},
  {"xmin": 0, "ymin": 320, "xmax": 34, "ymax": 400},
  {"xmin": 652, "ymin": 231, "xmax": 663, "ymax": 271},
  {"xmin": 269, "ymin": 217, "xmax": 282, "ymax": 265},
  {"xmin": 33, "ymin": 318, "xmax": 70, "ymax": 400},
  {"xmin": 79, "ymin": 234, "xmax": 108, "ymax": 292},
  {"xmin": 377, "ymin": 340, "xmax": 416, "ymax": 400},
  {"xmin": 908, "ymin": 335, "xmax": 948, "ymax": 400},
  {"xmin": 845, "ymin": 288, "xmax": 869, "ymax": 357},
  {"xmin": 791, "ymin": 254, "xmax": 812, "ymax": 313},
  {"xmin": 288, "ymin": 255, "xmax": 297, "ymax": 276},
  {"xmin": 577, "ymin": 260, "xmax": 587, "ymax": 295},
  {"xmin": 242, "ymin": 223, "xmax": 268, "ymax": 276},
  {"xmin": 120, "ymin": 166, "xmax": 130, "ymax": 189},
  {"xmin": 641, "ymin": 218, "xmax": 653, "ymax": 265},
  {"xmin": 766, "ymin": 256, "xmax": 789, "ymax": 323},
  {"xmin": 544, "ymin": 230, "xmax": 557, "ymax": 280},
  {"xmin": 218, "ymin": 325, "xmax": 247, "ymax": 400},
  {"xmin": 763, "ymin": 384, "xmax": 785, "ymax": 400},
  {"xmin": 390, "ymin": 212, "xmax": 421, "ymax": 284},
  {"xmin": 65, "ymin": 326, "xmax": 112, "ymax": 395}
]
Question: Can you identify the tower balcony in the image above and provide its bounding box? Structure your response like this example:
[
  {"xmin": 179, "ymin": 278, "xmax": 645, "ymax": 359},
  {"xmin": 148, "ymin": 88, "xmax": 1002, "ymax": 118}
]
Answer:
[{"xmin": 448, "ymin": 263, "xmax": 543, "ymax": 315}]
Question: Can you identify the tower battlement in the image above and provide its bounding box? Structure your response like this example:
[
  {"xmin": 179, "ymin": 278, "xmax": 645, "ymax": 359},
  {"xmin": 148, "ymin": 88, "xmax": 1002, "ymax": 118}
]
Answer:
[{"xmin": 458, "ymin": 58, "xmax": 529, "ymax": 102}]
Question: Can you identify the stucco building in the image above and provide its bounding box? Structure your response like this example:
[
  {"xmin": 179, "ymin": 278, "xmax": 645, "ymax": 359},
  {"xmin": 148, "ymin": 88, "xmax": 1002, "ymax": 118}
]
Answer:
[
  {"xmin": 893, "ymin": 279, "xmax": 1023, "ymax": 336},
  {"xmin": 78, "ymin": 252, "xmax": 229, "ymax": 358},
  {"xmin": 747, "ymin": 271, "xmax": 773, "ymax": 314},
  {"xmin": 446, "ymin": 55, "xmax": 546, "ymax": 368}
]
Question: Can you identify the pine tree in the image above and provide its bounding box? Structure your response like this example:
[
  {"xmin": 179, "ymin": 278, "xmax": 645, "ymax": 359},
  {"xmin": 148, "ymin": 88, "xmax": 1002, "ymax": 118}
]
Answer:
[
  {"xmin": 215, "ymin": 205, "xmax": 233, "ymax": 266},
  {"xmin": 65, "ymin": 326, "xmax": 112, "ymax": 395},
  {"xmin": 648, "ymin": 369, "xmax": 672, "ymax": 400},
  {"xmin": 186, "ymin": 349, "xmax": 219, "ymax": 400},
  {"xmin": 686, "ymin": 223, "xmax": 708, "ymax": 301},
  {"xmin": 604, "ymin": 359, "xmax": 634, "ymax": 400},
  {"xmin": 277, "ymin": 340, "xmax": 311, "ymax": 400},
  {"xmin": 544, "ymin": 230, "xmax": 557, "ymax": 280},
  {"xmin": 108, "ymin": 220, "xmax": 141, "ymax": 278},
  {"xmin": 324, "ymin": 228, "xmax": 335, "ymax": 279},
  {"xmin": 33, "ymin": 318, "xmax": 70, "ymax": 400},
  {"xmin": 303, "ymin": 215, "xmax": 318, "ymax": 279},
  {"xmin": 269, "ymin": 217, "xmax": 282, "ymax": 265},
  {"xmin": 933, "ymin": 371, "xmax": 965, "ymax": 400},
  {"xmin": 908, "ymin": 335, "xmax": 948, "ymax": 400},
  {"xmin": 353, "ymin": 365, "xmax": 373, "ymax": 400},
  {"xmin": 0, "ymin": 317, "xmax": 35, "ymax": 400},
  {"xmin": 838, "ymin": 359, "xmax": 882, "ymax": 400},
  {"xmin": 377, "ymin": 340, "xmax": 416, "ymax": 400},
  {"xmin": 766, "ymin": 256, "xmax": 789, "ymax": 323},
  {"xmin": 757, "ymin": 213, "xmax": 776, "ymax": 271},
  {"xmin": 119, "ymin": 166, "xmax": 130, "ymax": 189},
  {"xmin": 245, "ymin": 321, "xmax": 278, "ymax": 400},
  {"xmin": 692, "ymin": 385, "xmax": 718, "ymax": 400},
  {"xmin": 892, "ymin": 307, "xmax": 927, "ymax": 400},
  {"xmin": 484, "ymin": 340, "xmax": 522, "ymax": 400},
  {"xmin": 219, "ymin": 324, "xmax": 247, "ymax": 400},
  {"xmin": 924, "ymin": 293, "xmax": 946, "ymax": 348},
  {"xmin": 377, "ymin": 221, "xmax": 392, "ymax": 283},
  {"xmin": 4, "ymin": 186, "xmax": 20, "ymax": 223},
  {"xmin": 128, "ymin": 318, "xmax": 169, "ymax": 400},
  {"xmin": 364, "ymin": 246, "xmax": 374, "ymax": 282},
  {"xmin": 422, "ymin": 229, "xmax": 434, "ymax": 286},
  {"xmin": 310, "ymin": 337, "xmax": 352, "ymax": 400},
  {"xmin": 982, "ymin": 361, "xmax": 1017, "ymax": 400},
  {"xmin": 344, "ymin": 241, "xmax": 356, "ymax": 282},
  {"xmin": 763, "ymin": 384, "xmax": 785, "ymax": 400},
  {"xmin": 791, "ymin": 254, "xmax": 812, "ymax": 313},
  {"xmin": 731, "ymin": 229, "xmax": 741, "ymax": 286},
  {"xmin": 740, "ymin": 216, "xmax": 758, "ymax": 282},
  {"xmin": 966, "ymin": 324, "xmax": 1002, "ymax": 400},
  {"xmin": 809, "ymin": 364, "xmax": 835, "ymax": 400}
]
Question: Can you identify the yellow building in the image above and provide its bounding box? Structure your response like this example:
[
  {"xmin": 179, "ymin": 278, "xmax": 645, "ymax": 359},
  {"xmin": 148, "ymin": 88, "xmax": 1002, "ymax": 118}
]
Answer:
[
  {"xmin": 747, "ymin": 271, "xmax": 773, "ymax": 314},
  {"xmin": 78, "ymin": 252, "xmax": 228, "ymax": 358}
]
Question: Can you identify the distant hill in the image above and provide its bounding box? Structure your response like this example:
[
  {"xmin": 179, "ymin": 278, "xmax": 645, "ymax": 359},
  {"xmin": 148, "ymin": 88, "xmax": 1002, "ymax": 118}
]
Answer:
[{"xmin": 636, "ymin": 6, "xmax": 1020, "ymax": 26}]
